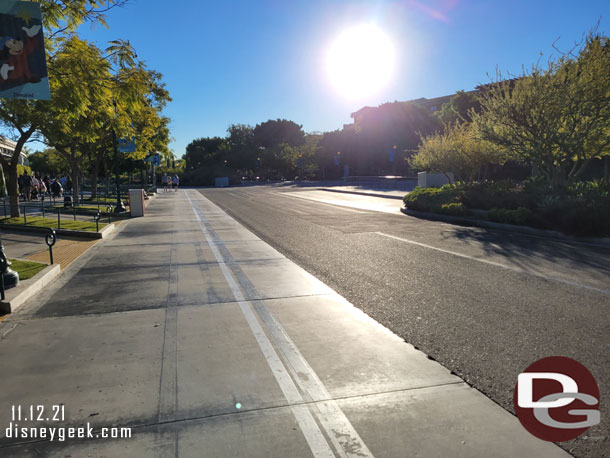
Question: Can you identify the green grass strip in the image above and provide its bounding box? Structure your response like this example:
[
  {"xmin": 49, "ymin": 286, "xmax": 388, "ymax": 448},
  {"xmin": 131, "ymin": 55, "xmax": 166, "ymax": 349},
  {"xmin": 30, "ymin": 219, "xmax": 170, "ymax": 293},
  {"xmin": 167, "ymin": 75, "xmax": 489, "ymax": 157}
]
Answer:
[
  {"xmin": 8, "ymin": 259, "xmax": 47, "ymax": 280},
  {"xmin": 0, "ymin": 216, "xmax": 106, "ymax": 232}
]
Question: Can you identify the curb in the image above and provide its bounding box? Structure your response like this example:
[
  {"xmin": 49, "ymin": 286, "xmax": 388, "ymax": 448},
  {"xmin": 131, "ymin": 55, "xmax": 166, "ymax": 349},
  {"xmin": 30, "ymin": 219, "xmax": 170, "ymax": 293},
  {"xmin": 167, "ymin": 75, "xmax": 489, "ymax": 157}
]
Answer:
[
  {"xmin": 0, "ymin": 264, "xmax": 61, "ymax": 314},
  {"xmin": 320, "ymin": 188, "xmax": 408, "ymax": 200},
  {"xmin": 401, "ymin": 208, "xmax": 610, "ymax": 247},
  {"xmin": 0, "ymin": 222, "xmax": 115, "ymax": 239}
]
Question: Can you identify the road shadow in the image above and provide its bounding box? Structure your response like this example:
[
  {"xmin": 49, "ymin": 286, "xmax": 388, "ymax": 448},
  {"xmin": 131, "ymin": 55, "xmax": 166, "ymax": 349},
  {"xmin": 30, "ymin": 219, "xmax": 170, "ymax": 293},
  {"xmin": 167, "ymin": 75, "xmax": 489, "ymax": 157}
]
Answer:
[{"xmin": 444, "ymin": 227, "xmax": 610, "ymax": 274}]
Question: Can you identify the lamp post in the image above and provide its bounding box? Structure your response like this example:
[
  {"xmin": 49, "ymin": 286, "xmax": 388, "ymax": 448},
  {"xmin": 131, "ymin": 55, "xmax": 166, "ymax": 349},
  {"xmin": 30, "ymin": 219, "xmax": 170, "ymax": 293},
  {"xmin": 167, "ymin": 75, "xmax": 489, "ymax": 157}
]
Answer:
[{"xmin": 112, "ymin": 101, "xmax": 126, "ymax": 213}]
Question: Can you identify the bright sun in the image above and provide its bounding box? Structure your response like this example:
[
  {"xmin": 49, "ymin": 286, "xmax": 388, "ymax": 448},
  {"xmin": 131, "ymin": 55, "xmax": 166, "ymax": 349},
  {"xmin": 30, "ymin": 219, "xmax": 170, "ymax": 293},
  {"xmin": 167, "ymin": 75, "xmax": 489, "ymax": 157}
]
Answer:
[{"xmin": 327, "ymin": 24, "xmax": 395, "ymax": 99}]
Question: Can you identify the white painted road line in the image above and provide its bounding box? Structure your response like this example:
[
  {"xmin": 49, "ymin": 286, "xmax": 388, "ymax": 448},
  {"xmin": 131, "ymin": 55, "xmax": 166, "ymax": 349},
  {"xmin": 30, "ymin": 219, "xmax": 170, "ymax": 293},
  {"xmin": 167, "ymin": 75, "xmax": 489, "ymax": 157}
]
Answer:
[
  {"xmin": 376, "ymin": 232, "xmax": 610, "ymax": 296},
  {"xmin": 276, "ymin": 191, "xmax": 368, "ymax": 213},
  {"xmin": 185, "ymin": 191, "xmax": 374, "ymax": 458}
]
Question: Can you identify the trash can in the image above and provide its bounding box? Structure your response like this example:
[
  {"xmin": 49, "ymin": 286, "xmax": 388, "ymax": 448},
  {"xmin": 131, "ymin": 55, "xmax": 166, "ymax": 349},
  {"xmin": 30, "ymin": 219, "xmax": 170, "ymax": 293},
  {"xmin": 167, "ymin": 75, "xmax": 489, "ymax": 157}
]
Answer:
[
  {"xmin": 129, "ymin": 189, "xmax": 145, "ymax": 217},
  {"xmin": 215, "ymin": 177, "xmax": 229, "ymax": 187},
  {"xmin": 63, "ymin": 196, "xmax": 72, "ymax": 207}
]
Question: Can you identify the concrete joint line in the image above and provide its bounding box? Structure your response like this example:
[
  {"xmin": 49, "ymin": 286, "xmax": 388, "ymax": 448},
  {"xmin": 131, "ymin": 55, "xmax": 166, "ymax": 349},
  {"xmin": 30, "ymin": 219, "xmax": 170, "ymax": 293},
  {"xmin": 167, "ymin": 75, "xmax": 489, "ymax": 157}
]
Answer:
[
  {"xmin": 185, "ymin": 191, "xmax": 374, "ymax": 458},
  {"xmin": 156, "ymin": 201, "xmax": 181, "ymax": 458},
  {"xmin": 157, "ymin": 220, "xmax": 180, "ymax": 458}
]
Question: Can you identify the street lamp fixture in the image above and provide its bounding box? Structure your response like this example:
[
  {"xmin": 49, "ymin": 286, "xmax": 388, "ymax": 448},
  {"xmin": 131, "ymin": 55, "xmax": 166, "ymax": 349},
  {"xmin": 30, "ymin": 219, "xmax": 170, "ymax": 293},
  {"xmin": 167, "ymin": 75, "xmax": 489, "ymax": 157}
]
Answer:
[{"xmin": 112, "ymin": 100, "xmax": 126, "ymax": 214}]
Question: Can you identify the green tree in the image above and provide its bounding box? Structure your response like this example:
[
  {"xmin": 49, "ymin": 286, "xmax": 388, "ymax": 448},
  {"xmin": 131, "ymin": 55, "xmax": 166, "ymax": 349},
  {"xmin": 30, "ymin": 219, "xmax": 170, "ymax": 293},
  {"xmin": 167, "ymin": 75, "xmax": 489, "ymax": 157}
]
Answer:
[
  {"xmin": 410, "ymin": 122, "xmax": 507, "ymax": 183},
  {"xmin": 38, "ymin": 36, "xmax": 117, "ymax": 204},
  {"xmin": 297, "ymin": 134, "xmax": 321, "ymax": 177},
  {"xmin": 0, "ymin": 0, "xmax": 127, "ymax": 216},
  {"xmin": 317, "ymin": 129, "xmax": 352, "ymax": 179},
  {"xmin": 473, "ymin": 33, "xmax": 610, "ymax": 190},
  {"xmin": 38, "ymin": 1, "xmax": 128, "ymax": 36},
  {"xmin": 253, "ymin": 119, "xmax": 305, "ymax": 149},
  {"xmin": 225, "ymin": 124, "xmax": 256, "ymax": 170},
  {"xmin": 185, "ymin": 137, "xmax": 226, "ymax": 170},
  {"xmin": 37, "ymin": 37, "xmax": 171, "ymax": 203},
  {"xmin": 28, "ymin": 148, "xmax": 68, "ymax": 175},
  {"xmin": 435, "ymin": 90, "xmax": 481, "ymax": 126}
]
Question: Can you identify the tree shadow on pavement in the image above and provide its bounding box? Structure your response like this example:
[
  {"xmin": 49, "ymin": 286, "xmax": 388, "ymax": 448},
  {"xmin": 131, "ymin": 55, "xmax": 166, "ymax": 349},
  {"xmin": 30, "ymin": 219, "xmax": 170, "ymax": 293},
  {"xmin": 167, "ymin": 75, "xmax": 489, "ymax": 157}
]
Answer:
[{"xmin": 444, "ymin": 227, "xmax": 610, "ymax": 275}]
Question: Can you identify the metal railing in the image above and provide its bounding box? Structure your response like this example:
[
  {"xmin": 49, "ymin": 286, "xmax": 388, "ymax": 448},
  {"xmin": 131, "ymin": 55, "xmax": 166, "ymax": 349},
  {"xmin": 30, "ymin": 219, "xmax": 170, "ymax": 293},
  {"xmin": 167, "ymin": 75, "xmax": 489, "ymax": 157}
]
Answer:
[{"xmin": 0, "ymin": 192, "xmax": 126, "ymax": 232}]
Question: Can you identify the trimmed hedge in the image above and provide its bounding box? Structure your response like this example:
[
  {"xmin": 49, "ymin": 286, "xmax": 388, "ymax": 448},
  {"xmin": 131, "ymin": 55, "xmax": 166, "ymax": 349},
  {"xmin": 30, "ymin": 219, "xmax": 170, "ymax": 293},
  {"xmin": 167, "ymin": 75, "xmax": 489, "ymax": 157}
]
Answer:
[
  {"xmin": 403, "ymin": 179, "xmax": 610, "ymax": 237},
  {"xmin": 440, "ymin": 202, "xmax": 467, "ymax": 216},
  {"xmin": 488, "ymin": 207, "xmax": 533, "ymax": 226},
  {"xmin": 402, "ymin": 186, "xmax": 459, "ymax": 212}
]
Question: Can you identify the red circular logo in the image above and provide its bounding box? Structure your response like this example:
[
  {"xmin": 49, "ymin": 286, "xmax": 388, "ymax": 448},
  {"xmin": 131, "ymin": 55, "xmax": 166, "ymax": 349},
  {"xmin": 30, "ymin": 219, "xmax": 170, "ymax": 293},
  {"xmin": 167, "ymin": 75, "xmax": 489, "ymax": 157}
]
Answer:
[{"xmin": 514, "ymin": 356, "xmax": 600, "ymax": 442}]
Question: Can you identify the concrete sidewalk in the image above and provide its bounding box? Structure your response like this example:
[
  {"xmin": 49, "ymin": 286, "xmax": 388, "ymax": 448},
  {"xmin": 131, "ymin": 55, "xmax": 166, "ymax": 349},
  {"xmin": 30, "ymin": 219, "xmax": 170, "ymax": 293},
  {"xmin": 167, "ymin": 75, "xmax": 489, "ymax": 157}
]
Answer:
[
  {"xmin": 0, "ymin": 229, "xmax": 103, "ymax": 269},
  {"xmin": 0, "ymin": 190, "xmax": 566, "ymax": 457}
]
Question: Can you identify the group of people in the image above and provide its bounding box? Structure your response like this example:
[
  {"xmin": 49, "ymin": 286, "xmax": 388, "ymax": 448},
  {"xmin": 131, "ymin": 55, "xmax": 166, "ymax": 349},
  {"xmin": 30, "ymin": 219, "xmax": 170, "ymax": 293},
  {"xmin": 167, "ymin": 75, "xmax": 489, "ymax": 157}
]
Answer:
[
  {"xmin": 161, "ymin": 173, "xmax": 179, "ymax": 192},
  {"xmin": 18, "ymin": 171, "xmax": 67, "ymax": 201}
]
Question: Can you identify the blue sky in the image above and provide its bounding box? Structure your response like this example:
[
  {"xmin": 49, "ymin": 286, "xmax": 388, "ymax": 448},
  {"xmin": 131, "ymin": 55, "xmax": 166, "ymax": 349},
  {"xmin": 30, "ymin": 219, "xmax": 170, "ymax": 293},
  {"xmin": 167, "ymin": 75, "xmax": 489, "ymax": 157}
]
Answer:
[{"xmin": 73, "ymin": 0, "xmax": 610, "ymax": 158}]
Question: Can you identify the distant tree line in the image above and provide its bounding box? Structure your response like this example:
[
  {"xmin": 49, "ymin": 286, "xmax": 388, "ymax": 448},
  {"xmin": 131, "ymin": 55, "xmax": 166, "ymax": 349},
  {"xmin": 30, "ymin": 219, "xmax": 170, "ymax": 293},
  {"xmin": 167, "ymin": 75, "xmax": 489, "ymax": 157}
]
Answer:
[{"xmin": 183, "ymin": 104, "xmax": 442, "ymax": 184}]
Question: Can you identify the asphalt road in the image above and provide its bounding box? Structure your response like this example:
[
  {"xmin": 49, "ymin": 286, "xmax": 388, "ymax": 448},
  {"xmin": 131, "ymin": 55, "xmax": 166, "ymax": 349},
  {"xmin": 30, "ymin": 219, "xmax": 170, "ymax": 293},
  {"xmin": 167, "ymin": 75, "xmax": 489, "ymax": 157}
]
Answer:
[{"xmin": 200, "ymin": 184, "xmax": 610, "ymax": 458}]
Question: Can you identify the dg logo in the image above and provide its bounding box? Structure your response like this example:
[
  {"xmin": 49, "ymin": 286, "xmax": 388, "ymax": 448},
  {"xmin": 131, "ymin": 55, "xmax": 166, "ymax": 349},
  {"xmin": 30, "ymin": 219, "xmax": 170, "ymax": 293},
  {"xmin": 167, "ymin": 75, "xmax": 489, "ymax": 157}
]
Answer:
[{"xmin": 514, "ymin": 356, "xmax": 601, "ymax": 442}]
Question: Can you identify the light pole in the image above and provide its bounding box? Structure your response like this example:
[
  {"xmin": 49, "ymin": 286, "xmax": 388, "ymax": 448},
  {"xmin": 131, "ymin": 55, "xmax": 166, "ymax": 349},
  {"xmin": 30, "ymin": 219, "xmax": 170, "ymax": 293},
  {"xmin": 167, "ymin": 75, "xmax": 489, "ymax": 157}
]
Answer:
[{"xmin": 112, "ymin": 101, "xmax": 126, "ymax": 213}]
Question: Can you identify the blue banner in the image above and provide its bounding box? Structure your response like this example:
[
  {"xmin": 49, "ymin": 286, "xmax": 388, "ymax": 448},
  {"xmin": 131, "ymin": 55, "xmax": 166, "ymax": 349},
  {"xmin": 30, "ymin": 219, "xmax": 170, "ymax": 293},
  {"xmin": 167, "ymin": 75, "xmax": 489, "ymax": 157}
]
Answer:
[
  {"xmin": 118, "ymin": 137, "xmax": 136, "ymax": 153},
  {"xmin": 0, "ymin": 1, "xmax": 50, "ymax": 100},
  {"xmin": 143, "ymin": 153, "xmax": 161, "ymax": 166}
]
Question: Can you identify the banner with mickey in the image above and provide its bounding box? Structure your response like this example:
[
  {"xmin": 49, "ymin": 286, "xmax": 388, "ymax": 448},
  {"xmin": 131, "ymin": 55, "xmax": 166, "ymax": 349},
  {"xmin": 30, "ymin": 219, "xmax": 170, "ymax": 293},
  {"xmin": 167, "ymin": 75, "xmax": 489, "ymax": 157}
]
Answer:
[{"xmin": 0, "ymin": 1, "xmax": 50, "ymax": 100}]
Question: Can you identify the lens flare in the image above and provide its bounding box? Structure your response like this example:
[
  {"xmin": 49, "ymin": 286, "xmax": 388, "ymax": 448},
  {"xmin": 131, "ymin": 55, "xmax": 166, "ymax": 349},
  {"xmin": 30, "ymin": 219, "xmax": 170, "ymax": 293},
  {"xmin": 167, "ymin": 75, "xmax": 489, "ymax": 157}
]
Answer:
[{"xmin": 327, "ymin": 24, "xmax": 395, "ymax": 99}]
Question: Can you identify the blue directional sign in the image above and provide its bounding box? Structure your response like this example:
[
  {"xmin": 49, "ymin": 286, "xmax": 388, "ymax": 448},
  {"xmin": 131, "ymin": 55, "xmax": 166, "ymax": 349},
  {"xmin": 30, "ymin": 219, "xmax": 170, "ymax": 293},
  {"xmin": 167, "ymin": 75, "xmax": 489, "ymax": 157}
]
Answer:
[
  {"xmin": 118, "ymin": 137, "xmax": 136, "ymax": 153},
  {"xmin": 143, "ymin": 153, "xmax": 161, "ymax": 166}
]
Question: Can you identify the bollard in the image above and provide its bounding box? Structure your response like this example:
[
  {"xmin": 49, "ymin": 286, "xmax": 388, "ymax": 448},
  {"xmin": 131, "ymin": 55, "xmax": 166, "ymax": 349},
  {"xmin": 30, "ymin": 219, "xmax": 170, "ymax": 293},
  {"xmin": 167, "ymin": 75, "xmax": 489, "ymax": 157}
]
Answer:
[
  {"xmin": 45, "ymin": 229, "xmax": 56, "ymax": 265},
  {"xmin": 0, "ymin": 238, "xmax": 19, "ymax": 298},
  {"xmin": 94, "ymin": 212, "xmax": 101, "ymax": 232},
  {"xmin": 57, "ymin": 207, "xmax": 61, "ymax": 229},
  {"xmin": 73, "ymin": 206, "xmax": 76, "ymax": 221},
  {"xmin": 0, "ymin": 237, "xmax": 5, "ymax": 300}
]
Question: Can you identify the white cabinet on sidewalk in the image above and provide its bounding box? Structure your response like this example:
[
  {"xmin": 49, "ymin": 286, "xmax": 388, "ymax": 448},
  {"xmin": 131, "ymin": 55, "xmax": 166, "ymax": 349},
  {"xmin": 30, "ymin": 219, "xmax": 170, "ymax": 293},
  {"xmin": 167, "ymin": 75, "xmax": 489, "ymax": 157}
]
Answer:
[{"xmin": 129, "ymin": 189, "xmax": 145, "ymax": 217}]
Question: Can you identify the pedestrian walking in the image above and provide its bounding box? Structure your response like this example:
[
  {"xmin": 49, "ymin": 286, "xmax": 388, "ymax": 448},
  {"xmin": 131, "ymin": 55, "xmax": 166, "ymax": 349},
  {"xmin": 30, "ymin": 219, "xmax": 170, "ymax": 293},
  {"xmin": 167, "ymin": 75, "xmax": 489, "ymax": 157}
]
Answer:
[
  {"xmin": 22, "ymin": 171, "xmax": 32, "ymax": 201},
  {"xmin": 31, "ymin": 174, "xmax": 40, "ymax": 200},
  {"xmin": 38, "ymin": 176, "xmax": 47, "ymax": 198},
  {"xmin": 43, "ymin": 176, "xmax": 51, "ymax": 196},
  {"xmin": 172, "ymin": 174, "xmax": 179, "ymax": 192},
  {"xmin": 51, "ymin": 179, "xmax": 63, "ymax": 198},
  {"xmin": 162, "ymin": 173, "xmax": 168, "ymax": 192}
]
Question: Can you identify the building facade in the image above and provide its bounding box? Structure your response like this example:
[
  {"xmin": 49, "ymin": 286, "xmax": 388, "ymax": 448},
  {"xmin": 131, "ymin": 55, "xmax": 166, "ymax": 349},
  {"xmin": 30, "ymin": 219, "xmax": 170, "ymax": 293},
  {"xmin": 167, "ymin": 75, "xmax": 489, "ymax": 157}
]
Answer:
[{"xmin": 0, "ymin": 136, "xmax": 29, "ymax": 165}]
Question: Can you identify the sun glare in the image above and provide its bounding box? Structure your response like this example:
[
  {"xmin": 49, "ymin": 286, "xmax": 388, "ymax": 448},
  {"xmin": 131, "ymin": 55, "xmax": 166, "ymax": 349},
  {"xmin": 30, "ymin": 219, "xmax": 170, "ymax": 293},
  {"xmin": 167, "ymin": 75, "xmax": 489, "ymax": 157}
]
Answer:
[{"xmin": 327, "ymin": 24, "xmax": 396, "ymax": 99}]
